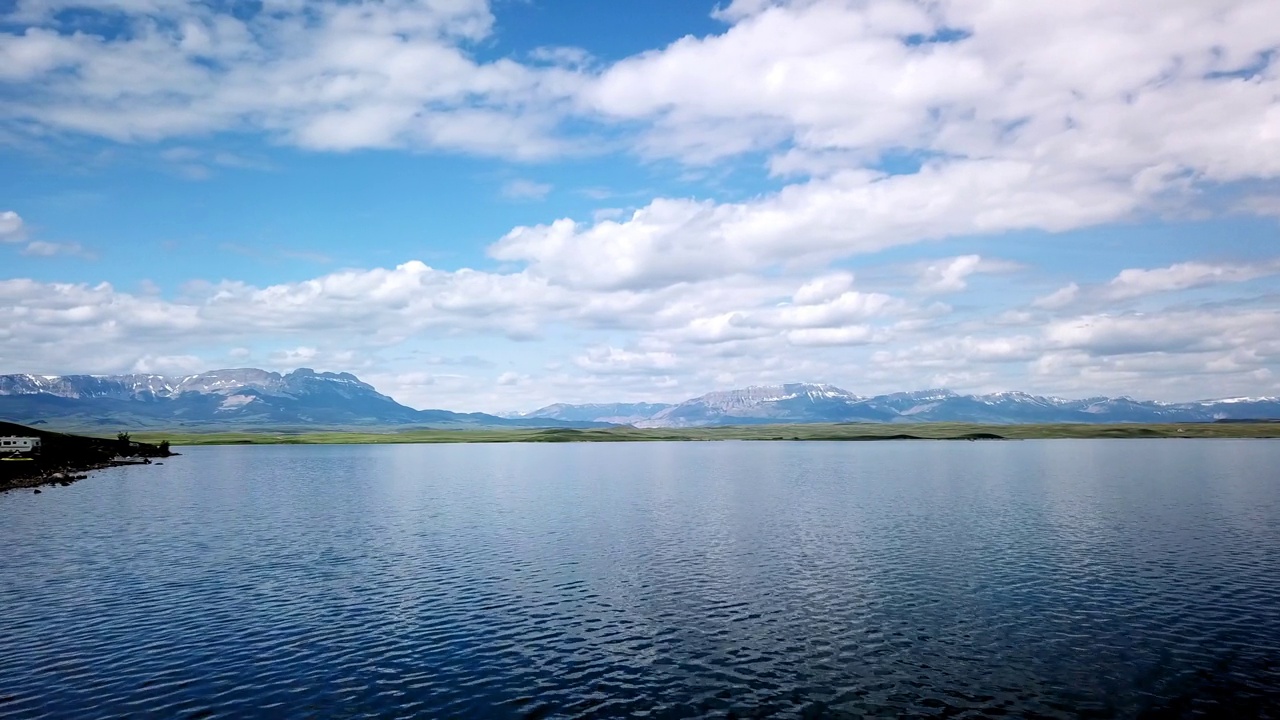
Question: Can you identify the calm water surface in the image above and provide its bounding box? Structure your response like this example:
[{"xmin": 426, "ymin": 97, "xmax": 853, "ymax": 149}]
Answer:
[{"xmin": 2, "ymin": 440, "xmax": 1279, "ymax": 718}]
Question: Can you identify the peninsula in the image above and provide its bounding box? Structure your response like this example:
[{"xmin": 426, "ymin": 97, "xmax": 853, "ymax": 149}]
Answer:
[{"xmin": 0, "ymin": 422, "xmax": 173, "ymax": 494}]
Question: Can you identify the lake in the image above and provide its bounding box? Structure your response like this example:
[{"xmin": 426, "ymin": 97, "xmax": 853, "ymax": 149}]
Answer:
[{"xmin": 2, "ymin": 440, "xmax": 1279, "ymax": 718}]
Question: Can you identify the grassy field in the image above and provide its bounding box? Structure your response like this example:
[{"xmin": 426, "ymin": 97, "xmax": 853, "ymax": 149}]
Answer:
[{"xmin": 125, "ymin": 422, "xmax": 1280, "ymax": 446}]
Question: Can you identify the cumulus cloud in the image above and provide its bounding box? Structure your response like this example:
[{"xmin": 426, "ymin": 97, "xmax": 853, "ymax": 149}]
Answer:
[
  {"xmin": 271, "ymin": 346, "xmax": 320, "ymax": 365},
  {"xmin": 519, "ymin": 0, "xmax": 1280, "ymax": 284},
  {"xmin": 1032, "ymin": 283, "xmax": 1080, "ymax": 310},
  {"xmin": 916, "ymin": 255, "xmax": 1020, "ymax": 294},
  {"xmin": 3, "ymin": 1, "xmax": 1280, "ymax": 409},
  {"xmin": 131, "ymin": 354, "xmax": 204, "ymax": 375},
  {"xmin": 0, "ymin": 252, "xmax": 942, "ymax": 407},
  {"xmin": 495, "ymin": 371, "xmax": 527, "ymax": 386},
  {"xmin": 1031, "ymin": 260, "xmax": 1280, "ymax": 310},
  {"xmin": 4, "ymin": 246, "xmax": 1274, "ymax": 409},
  {"xmin": 4, "ymin": 0, "xmax": 1278, "ymax": 198},
  {"xmin": 1235, "ymin": 194, "xmax": 1280, "ymax": 218},
  {"xmin": 491, "ymin": 161, "xmax": 1141, "ymax": 291},
  {"xmin": 2, "ymin": 211, "xmax": 95, "ymax": 258},
  {"xmin": 574, "ymin": 346, "xmax": 681, "ymax": 375},
  {"xmin": 1044, "ymin": 309, "xmax": 1278, "ymax": 357},
  {"xmin": 0, "ymin": 260, "xmax": 885, "ymax": 371},
  {"xmin": 754, "ymin": 290, "xmax": 896, "ymax": 330},
  {"xmin": 0, "ymin": 210, "xmax": 24, "ymax": 240},
  {"xmin": 792, "ymin": 272, "xmax": 855, "ymax": 305},
  {"xmin": 861, "ymin": 302, "xmax": 1280, "ymax": 401},
  {"xmin": 785, "ymin": 326, "xmax": 875, "ymax": 346},
  {"xmin": 877, "ymin": 335, "xmax": 1041, "ymax": 366},
  {"xmin": 3, "ymin": 1, "xmax": 1279, "ymax": 295},
  {"xmin": 584, "ymin": 0, "xmax": 1280, "ymax": 180},
  {"xmin": 493, "ymin": 0, "xmax": 1280, "ymax": 293},
  {"xmin": 1104, "ymin": 260, "xmax": 1280, "ymax": 300},
  {"xmin": 0, "ymin": 0, "xmax": 581, "ymax": 157}
]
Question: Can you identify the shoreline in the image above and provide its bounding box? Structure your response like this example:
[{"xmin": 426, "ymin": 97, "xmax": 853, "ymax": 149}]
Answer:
[
  {"xmin": 0, "ymin": 459, "xmax": 160, "ymax": 494},
  {"xmin": 1, "ymin": 456, "xmax": 171, "ymax": 494},
  {"xmin": 129, "ymin": 422, "xmax": 1280, "ymax": 446},
  {"xmin": 1, "ymin": 422, "xmax": 173, "ymax": 494}
]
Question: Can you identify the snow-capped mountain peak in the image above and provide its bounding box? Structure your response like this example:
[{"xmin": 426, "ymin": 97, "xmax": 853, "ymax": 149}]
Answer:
[{"xmin": 2, "ymin": 372, "xmax": 1277, "ymax": 429}]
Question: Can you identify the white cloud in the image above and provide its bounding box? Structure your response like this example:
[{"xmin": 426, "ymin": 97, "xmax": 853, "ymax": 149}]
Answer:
[
  {"xmin": 501, "ymin": 179, "xmax": 553, "ymax": 201},
  {"xmin": 1031, "ymin": 260, "xmax": 1280, "ymax": 310},
  {"xmin": 1032, "ymin": 283, "xmax": 1080, "ymax": 310},
  {"xmin": 2, "ymin": 1, "xmax": 1279, "ymax": 303},
  {"xmin": 528, "ymin": 45, "xmax": 594, "ymax": 68},
  {"xmin": 928, "ymin": 256, "xmax": 978, "ymax": 290},
  {"xmin": 785, "ymin": 326, "xmax": 875, "ymax": 346},
  {"xmin": 131, "ymin": 354, "xmax": 204, "ymax": 375},
  {"xmin": 0, "ymin": 255, "xmax": 918, "ymax": 406},
  {"xmin": 4, "ymin": 247, "xmax": 1273, "ymax": 409},
  {"xmin": 874, "ymin": 335, "xmax": 1041, "ymax": 367},
  {"xmin": 0, "ymin": 210, "xmax": 24, "ymax": 240},
  {"xmin": 0, "ymin": 0, "xmax": 582, "ymax": 157},
  {"xmin": 792, "ymin": 272, "xmax": 855, "ymax": 305},
  {"xmin": 1104, "ymin": 260, "xmax": 1280, "ymax": 299},
  {"xmin": 3, "ymin": 1, "xmax": 1280, "ymax": 409},
  {"xmin": 1044, "ymin": 308, "xmax": 1279, "ymax": 357},
  {"xmin": 158, "ymin": 147, "xmax": 274, "ymax": 178},
  {"xmin": 20, "ymin": 240, "xmax": 92, "ymax": 258},
  {"xmin": 583, "ymin": 0, "xmax": 1280, "ymax": 180},
  {"xmin": 4, "ymin": 0, "xmax": 1277, "ymax": 202},
  {"xmin": 574, "ymin": 346, "xmax": 681, "ymax": 375},
  {"xmin": 491, "ymin": 160, "xmax": 1142, "ymax": 291},
  {"xmin": 495, "ymin": 371, "xmax": 525, "ymax": 386},
  {"xmin": 1236, "ymin": 194, "xmax": 1280, "ymax": 218},
  {"xmin": 755, "ymin": 291, "xmax": 895, "ymax": 330},
  {"xmin": 530, "ymin": 0, "xmax": 1280, "ymax": 292},
  {"xmin": 916, "ymin": 254, "xmax": 1019, "ymax": 294},
  {"xmin": 858, "ymin": 302, "xmax": 1280, "ymax": 401},
  {"xmin": 271, "ymin": 346, "xmax": 320, "ymax": 365},
  {"xmin": 1, "ymin": 211, "xmax": 93, "ymax": 258},
  {"xmin": 1027, "ymin": 349, "xmax": 1279, "ymax": 402}
]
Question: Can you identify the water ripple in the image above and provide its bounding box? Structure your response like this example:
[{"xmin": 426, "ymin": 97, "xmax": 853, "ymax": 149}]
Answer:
[{"xmin": 2, "ymin": 440, "xmax": 1279, "ymax": 718}]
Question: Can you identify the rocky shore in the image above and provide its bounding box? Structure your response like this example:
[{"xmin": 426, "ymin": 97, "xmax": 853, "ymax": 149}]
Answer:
[{"xmin": 0, "ymin": 421, "xmax": 173, "ymax": 494}]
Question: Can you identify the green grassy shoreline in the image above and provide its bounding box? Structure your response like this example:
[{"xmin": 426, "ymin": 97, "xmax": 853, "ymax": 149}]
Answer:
[{"xmin": 128, "ymin": 422, "xmax": 1280, "ymax": 446}]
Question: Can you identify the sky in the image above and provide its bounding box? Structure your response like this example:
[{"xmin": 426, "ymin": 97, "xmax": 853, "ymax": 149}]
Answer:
[{"xmin": 1, "ymin": 0, "xmax": 1279, "ymax": 413}]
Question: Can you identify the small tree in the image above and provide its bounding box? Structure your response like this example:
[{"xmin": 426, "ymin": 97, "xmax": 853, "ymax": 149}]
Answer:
[
  {"xmin": 116, "ymin": 431, "xmax": 132, "ymax": 456},
  {"xmin": 159, "ymin": 440, "xmax": 171, "ymax": 456}
]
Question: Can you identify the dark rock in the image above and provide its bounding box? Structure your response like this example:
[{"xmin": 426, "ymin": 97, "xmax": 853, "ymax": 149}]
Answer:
[{"xmin": 0, "ymin": 421, "xmax": 166, "ymax": 493}]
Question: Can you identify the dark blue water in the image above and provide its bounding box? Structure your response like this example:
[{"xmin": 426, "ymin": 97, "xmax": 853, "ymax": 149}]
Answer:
[{"xmin": 2, "ymin": 440, "xmax": 1279, "ymax": 719}]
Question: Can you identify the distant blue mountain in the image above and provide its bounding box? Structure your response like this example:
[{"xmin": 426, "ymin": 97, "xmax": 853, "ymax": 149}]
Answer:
[
  {"xmin": 517, "ymin": 402, "xmax": 674, "ymax": 425},
  {"xmin": 0, "ymin": 369, "xmax": 609, "ymax": 431},
  {"xmin": 3, "ymin": 372, "xmax": 1277, "ymax": 431},
  {"xmin": 522, "ymin": 383, "xmax": 1280, "ymax": 427}
]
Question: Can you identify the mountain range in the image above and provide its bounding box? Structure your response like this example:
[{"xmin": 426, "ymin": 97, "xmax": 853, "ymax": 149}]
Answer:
[
  {"xmin": 516, "ymin": 383, "xmax": 1280, "ymax": 427},
  {"xmin": 1, "ymin": 371, "xmax": 1277, "ymax": 431},
  {"xmin": 0, "ymin": 369, "xmax": 608, "ymax": 431}
]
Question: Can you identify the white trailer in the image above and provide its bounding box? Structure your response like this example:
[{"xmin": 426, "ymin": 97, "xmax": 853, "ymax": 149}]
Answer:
[{"xmin": 0, "ymin": 436, "xmax": 42, "ymax": 455}]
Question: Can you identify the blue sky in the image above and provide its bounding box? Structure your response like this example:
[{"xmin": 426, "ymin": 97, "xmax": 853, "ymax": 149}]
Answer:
[{"xmin": 2, "ymin": 0, "xmax": 1279, "ymax": 412}]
